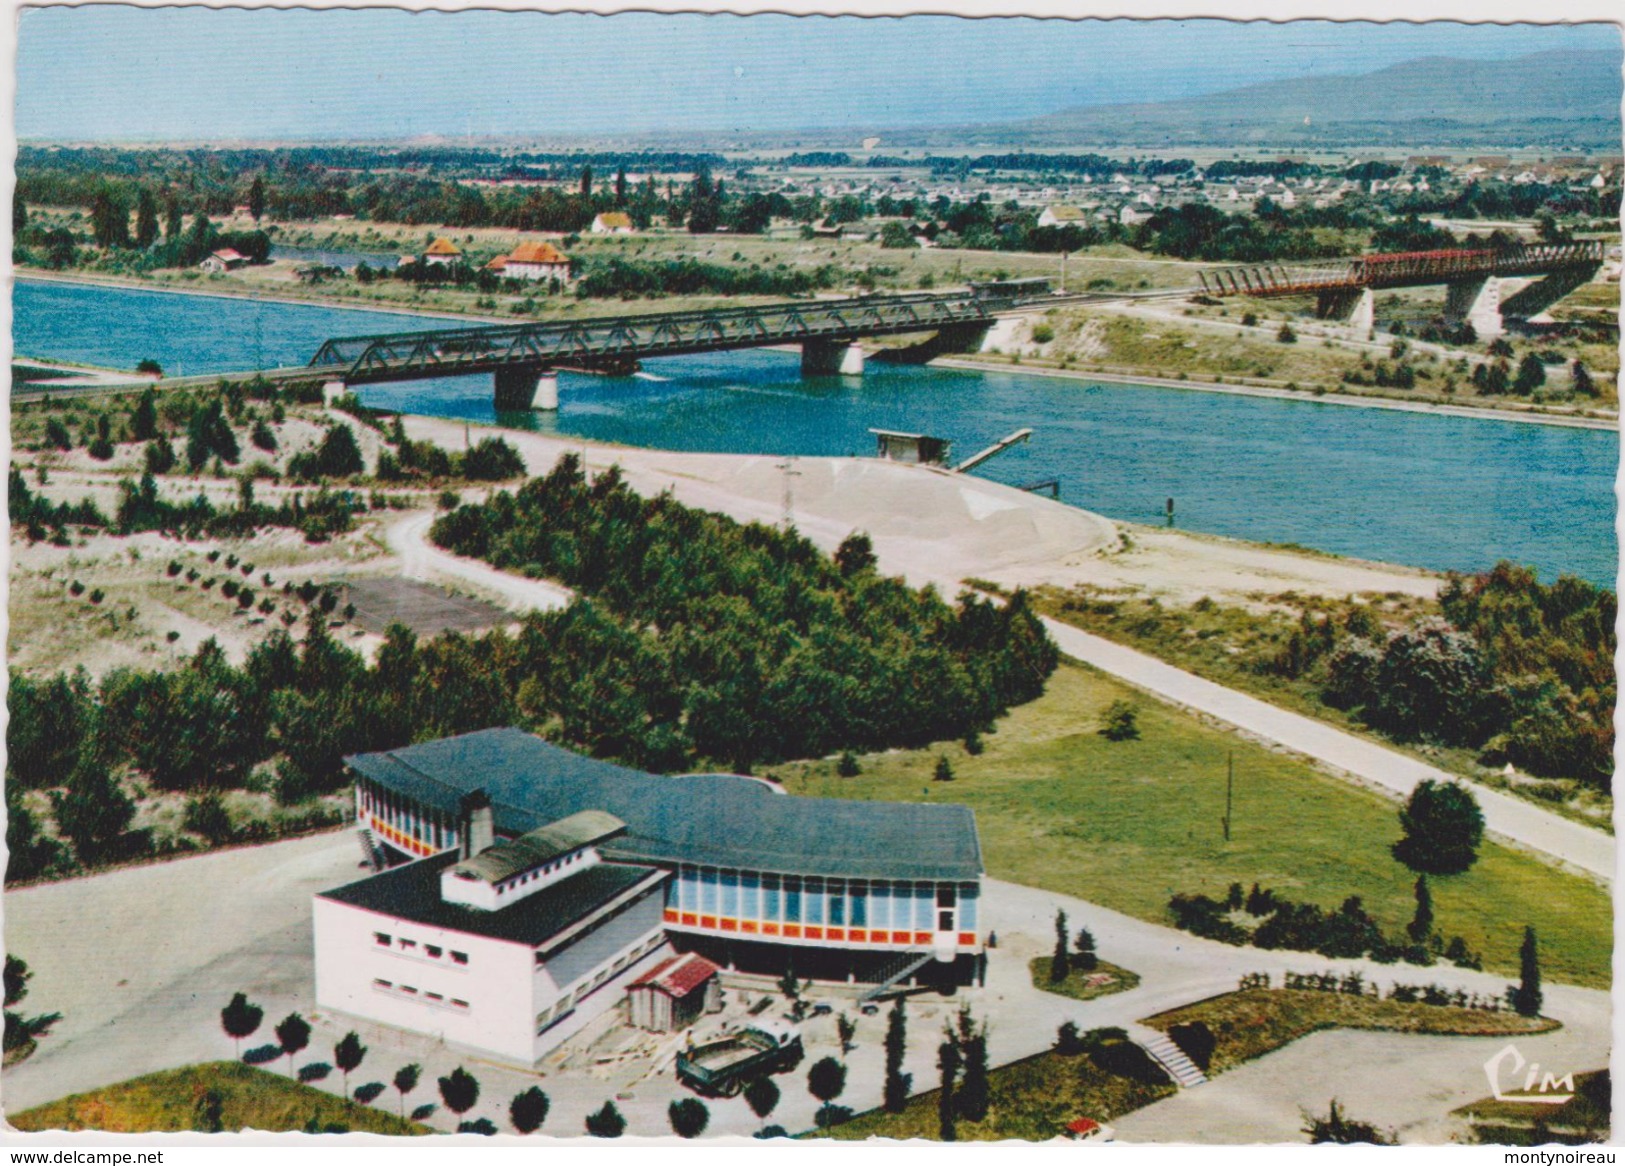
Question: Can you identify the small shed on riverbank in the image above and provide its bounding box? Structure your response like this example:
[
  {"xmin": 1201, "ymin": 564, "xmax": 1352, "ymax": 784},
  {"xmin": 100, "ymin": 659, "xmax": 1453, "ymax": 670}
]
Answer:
[{"xmin": 870, "ymin": 429, "xmax": 950, "ymax": 466}]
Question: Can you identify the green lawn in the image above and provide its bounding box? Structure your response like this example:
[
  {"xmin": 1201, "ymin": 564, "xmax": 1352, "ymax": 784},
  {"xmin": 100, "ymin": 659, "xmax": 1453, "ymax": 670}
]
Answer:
[
  {"xmin": 1026, "ymin": 587, "xmax": 1611, "ymax": 832},
  {"xmin": 811, "ymin": 1047, "xmax": 1174, "ymax": 1142},
  {"xmin": 1455, "ymin": 1069, "xmax": 1610, "ymax": 1145},
  {"xmin": 1144, "ymin": 989, "xmax": 1557, "ymax": 1077},
  {"xmin": 8, "ymin": 1061, "xmax": 429, "ymax": 1135},
  {"xmin": 1029, "ymin": 958, "xmax": 1140, "ymax": 1002},
  {"xmin": 780, "ymin": 662, "xmax": 1612, "ymax": 989}
]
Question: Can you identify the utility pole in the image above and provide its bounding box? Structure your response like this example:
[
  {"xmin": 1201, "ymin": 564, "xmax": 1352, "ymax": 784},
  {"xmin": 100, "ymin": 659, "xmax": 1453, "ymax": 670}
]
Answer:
[
  {"xmin": 1222, "ymin": 751, "xmax": 1234, "ymax": 842},
  {"xmin": 776, "ymin": 456, "xmax": 801, "ymax": 532},
  {"xmin": 1060, "ymin": 251, "xmax": 1067, "ymax": 294}
]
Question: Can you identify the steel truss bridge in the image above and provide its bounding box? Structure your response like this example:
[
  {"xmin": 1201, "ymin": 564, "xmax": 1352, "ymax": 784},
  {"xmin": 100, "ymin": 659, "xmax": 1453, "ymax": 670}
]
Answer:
[
  {"xmin": 308, "ymin": 290, "xmax": 1013, "ymax": 386},
  {"xmin": 1196, "ymin": 241, "xmax": 1606, "ymax": 299}
]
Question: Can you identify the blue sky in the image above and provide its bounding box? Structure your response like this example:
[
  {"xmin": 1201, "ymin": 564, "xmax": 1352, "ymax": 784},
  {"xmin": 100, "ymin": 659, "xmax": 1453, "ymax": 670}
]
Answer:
[{"xmin": 15, "ymin": 9, "xmax": 1620, "ymax": 142}]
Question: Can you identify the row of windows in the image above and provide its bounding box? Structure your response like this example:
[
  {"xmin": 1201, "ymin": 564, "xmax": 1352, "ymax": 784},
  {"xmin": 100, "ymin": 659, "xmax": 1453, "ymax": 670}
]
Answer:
[
  {"xmin": 669, "ymin": 869, "xmax": 978, "ymax": 931},
  {"xmin": 358, "ymin": 782, "xmax": 455, "ymax": 851},
  {"xmin": 374, "ymin": 932, "xmax": 469, "ymax": 965},
  {"xmin": 371, "ymin": 978, "xmax": 470, "ymax": 1012},
  {"xmin": 534, "ymin": 933, "xmax": 665, "ymax": 1035},
  {"xmin": 497, "ymin": 850, "xmax": 584, "ymax": 896}
]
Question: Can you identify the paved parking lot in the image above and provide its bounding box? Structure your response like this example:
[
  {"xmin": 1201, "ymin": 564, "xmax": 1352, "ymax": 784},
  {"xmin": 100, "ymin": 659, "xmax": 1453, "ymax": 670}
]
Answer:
[{"xmin": 3, "ymin": 830, "xmax": 1610, "ymax": 1141}]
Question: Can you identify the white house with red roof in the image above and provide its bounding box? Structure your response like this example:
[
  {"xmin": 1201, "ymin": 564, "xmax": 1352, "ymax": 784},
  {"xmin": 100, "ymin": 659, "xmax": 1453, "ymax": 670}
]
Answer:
[
  {"xmin": 199, "ymin": 248, "xmax": 248, "ymax": 274},
  {"xmin": 502, "ymin": 240, "xmax": 572, "ymax": 283}
]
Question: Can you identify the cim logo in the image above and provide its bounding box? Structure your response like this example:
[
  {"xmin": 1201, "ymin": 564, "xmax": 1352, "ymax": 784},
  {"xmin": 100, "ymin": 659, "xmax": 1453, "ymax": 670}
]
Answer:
[{"xmin": 1483, "ymin": 1044, "xmax": 1576, "ymax": 1105}]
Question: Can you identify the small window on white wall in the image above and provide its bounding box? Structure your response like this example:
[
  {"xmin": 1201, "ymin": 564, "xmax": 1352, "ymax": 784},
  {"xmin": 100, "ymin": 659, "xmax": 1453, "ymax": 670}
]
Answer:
[{"xmin": 374, "ymin": 933, "xmax": 391, "ymax": 946}]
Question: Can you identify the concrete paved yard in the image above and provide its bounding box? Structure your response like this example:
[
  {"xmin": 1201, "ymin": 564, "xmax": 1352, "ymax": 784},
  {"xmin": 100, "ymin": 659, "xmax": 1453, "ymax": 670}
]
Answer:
[{"xmin": 2, "ymin": 831, "xmax": 1610, "ymax": 1142}]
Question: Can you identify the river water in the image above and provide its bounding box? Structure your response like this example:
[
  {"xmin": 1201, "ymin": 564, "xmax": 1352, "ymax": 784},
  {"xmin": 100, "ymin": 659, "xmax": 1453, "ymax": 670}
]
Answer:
[{"xmin": 14, "ymin": 278, "xmax": 1618, "ymax": 585}]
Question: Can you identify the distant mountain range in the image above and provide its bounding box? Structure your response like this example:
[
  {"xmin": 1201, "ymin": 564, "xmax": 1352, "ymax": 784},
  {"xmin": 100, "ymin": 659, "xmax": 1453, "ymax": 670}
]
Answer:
[{"xmin": 897, "ymin": 49, "xmax": 1623, "ymax": 150}]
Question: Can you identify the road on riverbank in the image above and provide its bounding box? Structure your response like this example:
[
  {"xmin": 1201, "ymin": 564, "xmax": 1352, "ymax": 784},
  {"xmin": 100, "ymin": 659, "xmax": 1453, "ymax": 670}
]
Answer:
[
  {"xmin": 382, "ymin": 425, "xmax": 1612, "ymax": 886},
  {"xmin": 1040, "ymin": 620, "xmax": 1614, "ymax": 883}
]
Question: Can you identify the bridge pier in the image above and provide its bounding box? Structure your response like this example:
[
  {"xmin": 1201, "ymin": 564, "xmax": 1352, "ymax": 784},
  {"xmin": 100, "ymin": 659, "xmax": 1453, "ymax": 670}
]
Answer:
[
  {"xmin": 322, "ymin": 380, "xmax": 349, "ymax": 405},
  {"xmin": 1314, "ymin": 288, "xmax": 1374, "ymax": 333},
  {"xmin": 1444, "ymin": 277, "xmax": 1503, "ymax": 339},
  {"xmin": 801, "ymin": 340, "xmax": 866, "ymax": 377},
  {"xmin": 1499, "ymin": 265, "xmax": 1601, "ymax": 323},
  {"xmin": 493, "ymin": 365, "xmax": 559, "ymax": 411}
]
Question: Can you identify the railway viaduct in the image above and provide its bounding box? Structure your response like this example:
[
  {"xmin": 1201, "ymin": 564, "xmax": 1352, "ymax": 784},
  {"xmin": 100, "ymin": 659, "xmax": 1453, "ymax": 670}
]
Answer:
[{"xmin": 1196, "ymin": 241, "xmax": 1606, "ymax": 337}]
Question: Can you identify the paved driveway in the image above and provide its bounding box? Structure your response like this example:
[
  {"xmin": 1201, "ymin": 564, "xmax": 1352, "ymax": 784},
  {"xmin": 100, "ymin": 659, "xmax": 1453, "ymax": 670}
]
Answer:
[{"xmin": 3, "ymin": 834, "xmax": 1607, "ymax": 1142}]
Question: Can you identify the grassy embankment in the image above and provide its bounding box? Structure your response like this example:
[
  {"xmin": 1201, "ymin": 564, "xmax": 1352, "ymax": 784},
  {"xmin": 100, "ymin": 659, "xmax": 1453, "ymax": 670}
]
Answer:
[
  {"xmin": 1454, "ymin": 1070, "xmax": 1611, "ymax": 1145},
  {"xmin": 7, "ymin": 1062, "xmax": 429, "ymax": 1134},
  {"xmin": 815, "ymin": 988, "xmax": 1552, "ymax": 1142},
  {"xmin": 1028, "ymin": 958, "xmax": 1140, "ymax": 1002},
  {"xmin": 1026, "ymin": 586, "xmax": 1612, "ymax": 831},
  {"xmin": 1144, "ymin": 988, "xmax": 1558, "ymax": 1077},
  {"xmin": 813, "ymin": 1047, "xmax": 1175, "ymax": 1141},
  {"xmin": 779, "ymin": 662, "xmax": 1612, "ymax": 990},
  {"xmin": 18, "ymin": 209, "xmax": 1198, "ymax": 324},
  {"xmin": 965, "ymin": 301, "xmax": 1617, "ymax": 411}
]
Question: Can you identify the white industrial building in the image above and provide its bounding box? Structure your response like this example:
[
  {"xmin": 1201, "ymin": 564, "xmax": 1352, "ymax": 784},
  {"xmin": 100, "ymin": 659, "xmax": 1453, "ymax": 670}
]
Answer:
[
  {"xmin": 314, "ymin": 805, "xmax": 672, "ymax": 1064},
  {"xmin": 317, "ymin": 728, "xmax": 986, "ymax": 1065}
]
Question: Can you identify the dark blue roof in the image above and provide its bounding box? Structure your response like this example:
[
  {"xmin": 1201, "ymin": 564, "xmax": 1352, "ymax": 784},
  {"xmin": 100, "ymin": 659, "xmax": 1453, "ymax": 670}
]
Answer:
[
  {"xmin": 318, "ymin": 851, "xmax": 664, "ymax": 949},
  {"xmin": 346, "ymin": 728, "xmax": 982, "ymax": 882}
]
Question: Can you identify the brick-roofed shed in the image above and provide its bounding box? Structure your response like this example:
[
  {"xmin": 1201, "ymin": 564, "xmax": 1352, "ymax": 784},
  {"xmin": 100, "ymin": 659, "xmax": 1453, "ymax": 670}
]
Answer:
[{"xmin": 625, "ymin": 952, "xmax": 723, "ymax": 1031}]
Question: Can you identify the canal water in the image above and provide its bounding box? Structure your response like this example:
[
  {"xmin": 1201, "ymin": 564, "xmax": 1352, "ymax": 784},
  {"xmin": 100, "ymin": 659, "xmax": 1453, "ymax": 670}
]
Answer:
[{"xmin": 14, "ymin": 278, "xmax": 1618, "ymax": 585}]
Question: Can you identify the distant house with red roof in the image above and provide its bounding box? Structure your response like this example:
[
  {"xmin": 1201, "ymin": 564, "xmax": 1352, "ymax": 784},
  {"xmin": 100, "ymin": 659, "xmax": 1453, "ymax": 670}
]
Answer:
[
  {"xmin": 624, "ymin": 952, "xmax": 722, "ymax": 1032},
  {"xmin": 591, "ymin": 212, "xmax": 636, "ymax": 235},
  {"xmin": 199, "ymin": 248, "xmax": 248, "ymax": 274},
  {"xmin": 423, "ymin": 237, "xmax": 463, "ymax": 267},
  {"xmin": 502, "ymin": 240, "xmax": 572, "ymax": 284}
]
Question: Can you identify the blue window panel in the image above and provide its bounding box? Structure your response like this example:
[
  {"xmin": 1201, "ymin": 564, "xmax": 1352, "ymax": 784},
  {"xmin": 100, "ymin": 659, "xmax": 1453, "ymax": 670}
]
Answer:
[
  {"xmin": 804, "ymin": 878, "xmax": 825, "ymax": 925},
  {"xmin": 849, "ymin": 884, "xmax": 867, "ymax": 927},
  {"xmin": 915, "ymin": 884, "xmax": 935, "ymax": 930},
  {"xmin": 869, "ymin": 881, "xmax": 889, "ymax": 929},
  {"xmin": 784, "ymin": 877, "xmax": 802, "ymax": 924},
  {"xmin": 720, "ymin": 870, "xmax": 740, "ymax": 917},
  {"xmin": 700, "ymin": 868, "xmax": 719, "ymax": 914},
  {"xmin": 763, "ymin": 874, "xmax": 781, "ymax": 922},
  {"xmin": 741, "ymin": 873, "xmax": 760, "ymax": 921},
  {"xmin": 960, "ymin": 883, "xmax": 979, "ymax": 930}
]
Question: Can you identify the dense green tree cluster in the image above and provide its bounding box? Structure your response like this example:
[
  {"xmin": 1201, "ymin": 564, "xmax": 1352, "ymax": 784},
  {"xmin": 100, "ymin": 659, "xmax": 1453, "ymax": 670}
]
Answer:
[
  {"xmin": 10, "ymin": 465, "xmax": 363, "ymax": 545},
  {"xmin": 1269, "ymin": 564, "xmax": 1613, "ymax": 790},
  {"xmin": 1169, "ymin": 879, "xmax": 1483, "ymax": 967},
  {"xmin": 430, "ymin": 453, "xmax": 1058, "ymax": 769},
  {"xmin": 572, "ymin": 256, "xmax": 841, "ymax": 300},
  {"xmin": 8, "ymin": 456, "xmax": 1058, "ymax": 878}
]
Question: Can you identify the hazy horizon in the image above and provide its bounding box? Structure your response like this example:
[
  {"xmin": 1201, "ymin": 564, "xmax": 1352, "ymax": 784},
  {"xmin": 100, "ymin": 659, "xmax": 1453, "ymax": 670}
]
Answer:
[{"xmin": 16, "ymin": 8, "xmax": 1620, "ymax": 144}]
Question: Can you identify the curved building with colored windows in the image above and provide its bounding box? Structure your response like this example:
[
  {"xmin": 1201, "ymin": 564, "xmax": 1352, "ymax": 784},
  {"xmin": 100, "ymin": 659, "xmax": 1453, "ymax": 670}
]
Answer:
[{"xmin": 346, "ymin": 727, "xmax": 985, "ymax": 985}]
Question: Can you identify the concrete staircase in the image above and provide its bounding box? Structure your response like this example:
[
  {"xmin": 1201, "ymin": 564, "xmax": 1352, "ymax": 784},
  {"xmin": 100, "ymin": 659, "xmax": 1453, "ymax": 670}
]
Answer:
[
  {"xmin": 1134, "ymin": 1028, "xmax": 1208, "ymax": 1089},
  {"xmin": 857, "ymin": 952, "xmax": 935, "ymax": 1003},
  {"xmin": 356, "ymin": 827, "xmax": 385, "ymax": 872}
]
